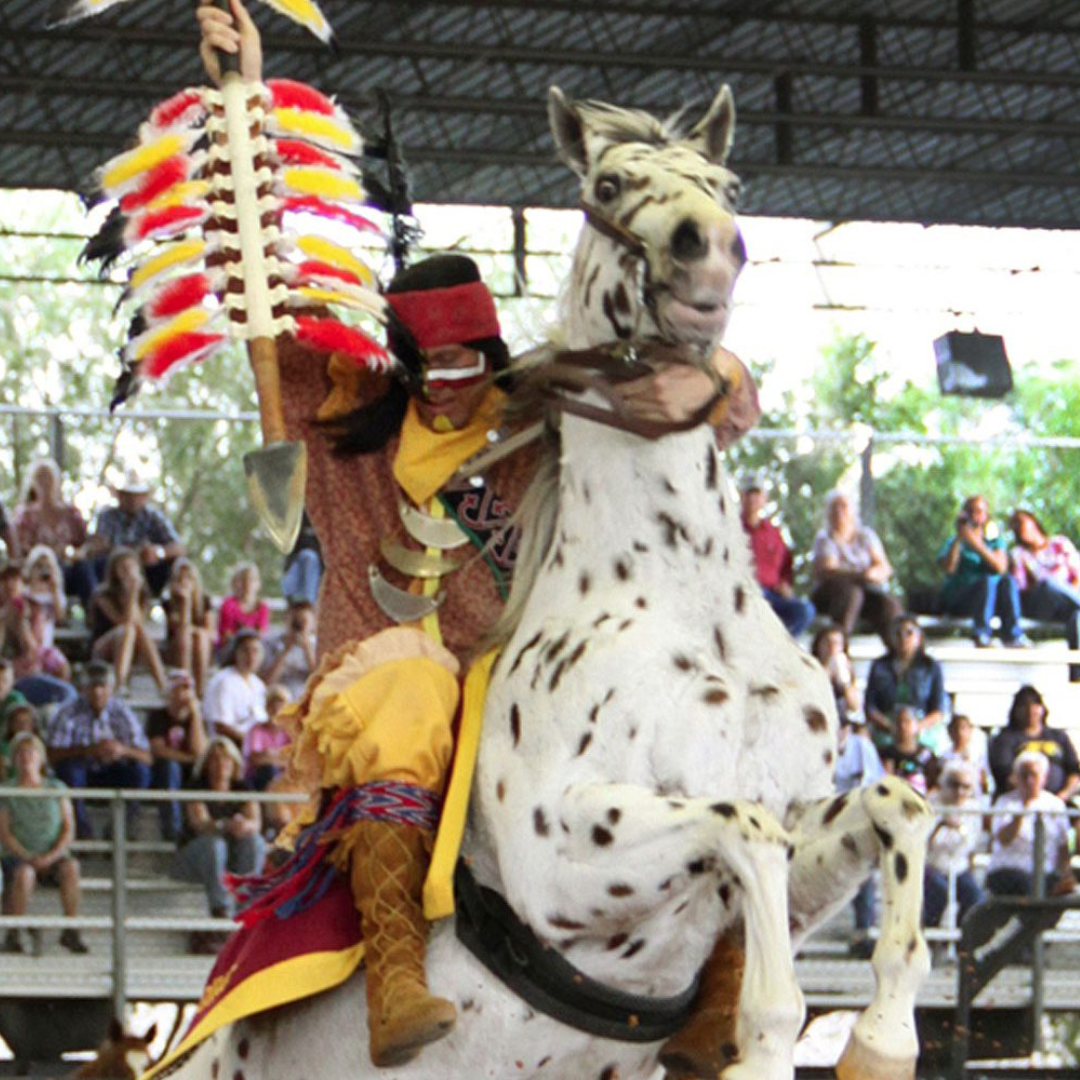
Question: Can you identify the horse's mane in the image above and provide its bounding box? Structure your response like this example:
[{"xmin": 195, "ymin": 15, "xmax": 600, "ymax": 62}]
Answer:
[{"xmin": 569, "ymin": 100, "xmax": 697, "ymax": 149}]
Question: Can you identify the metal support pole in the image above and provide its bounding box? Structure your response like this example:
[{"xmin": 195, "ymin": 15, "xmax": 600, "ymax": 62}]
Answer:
[
  {"xmin": 110, "ymin": 793, "xmax": 128, "ymax": 1024},
  {"xmin": 1031, "ymin": 813, "xmax": 1046, "ymax": 1052},
  {"xmin": 859, "ymin": 435, "xmax": 875, "ymax": 526},
  {"xmin": 511, "ymin": 206, "xmax": 527, "ymax": 298},
  {"xmin": 49, "ymin": 413, "xmax": 66, "ymax": 473}
]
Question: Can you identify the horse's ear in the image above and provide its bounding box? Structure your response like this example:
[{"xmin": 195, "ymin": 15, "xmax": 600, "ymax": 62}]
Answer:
[
  {"xmin": 688, "ymin": 85, "xmax": 736, "ymax": 164},
  {"xmin": 548, "ymin": 86, "xmax": 589, "ymax": 176},
  {"xmin": 108, "ymin": 1016, "xmax": 124, "ymax": 1042}
]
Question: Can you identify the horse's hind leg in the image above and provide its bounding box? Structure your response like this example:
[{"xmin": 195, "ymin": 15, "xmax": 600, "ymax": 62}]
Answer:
[{"xmin": 785, "ymin": 778, "xmax": 934, "ymax": 1080}]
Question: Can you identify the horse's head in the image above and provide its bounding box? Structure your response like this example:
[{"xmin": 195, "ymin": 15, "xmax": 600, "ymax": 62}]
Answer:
[{"xmin": 549, "ymin": 85, "xmax": 745, "ymax": 351}]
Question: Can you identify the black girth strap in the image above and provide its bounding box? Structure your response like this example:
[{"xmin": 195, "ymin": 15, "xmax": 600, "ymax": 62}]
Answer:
[{"xmin": 454, "ymin": 861, "xmax": 700, "ymax": 1043}]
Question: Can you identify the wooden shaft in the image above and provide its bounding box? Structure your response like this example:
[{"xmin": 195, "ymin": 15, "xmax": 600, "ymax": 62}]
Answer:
[{"xmin": 249, "ymin": 335, "xmax": 287, "ymax": 444}]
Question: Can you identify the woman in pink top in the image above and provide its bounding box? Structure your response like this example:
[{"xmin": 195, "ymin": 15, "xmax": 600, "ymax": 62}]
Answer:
[
  {"xmin": 215, "ymin": 561, "xmax": 270, "ymax": 656},
  {"xmin": 1009, "ymin": 509, "xmax": 1080, "ymax": 680}
]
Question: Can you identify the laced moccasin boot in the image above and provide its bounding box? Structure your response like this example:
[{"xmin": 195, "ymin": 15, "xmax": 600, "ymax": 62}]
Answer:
[
  {"xmin": 349, "ymin": 819, "xmax": 457, "ymax": 1067},
  {"xmin": 659, "ymin": 935, "xmax": 745, "ymax": 1079}
]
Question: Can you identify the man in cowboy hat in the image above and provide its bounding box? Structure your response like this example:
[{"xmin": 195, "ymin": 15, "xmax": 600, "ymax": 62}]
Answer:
[{"xmin": 87, "ymin": 467, "xmax": 185, "ymax": 596}]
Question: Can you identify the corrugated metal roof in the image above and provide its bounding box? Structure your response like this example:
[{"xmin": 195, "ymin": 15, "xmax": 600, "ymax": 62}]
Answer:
[{"xmin": 0, "ymin": 0, "xmax": 1078, "ymax": 227}]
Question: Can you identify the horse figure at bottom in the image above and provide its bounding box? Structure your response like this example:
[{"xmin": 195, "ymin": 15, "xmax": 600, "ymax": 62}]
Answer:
[{"xmin": 159, "ymin": 84, "xmax": 932, "ymax": 1080}]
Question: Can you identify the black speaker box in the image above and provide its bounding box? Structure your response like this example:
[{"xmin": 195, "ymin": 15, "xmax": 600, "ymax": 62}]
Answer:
[{"xmin": 934, "ymin": 331, "xmax": 1013, "ymax": 398}]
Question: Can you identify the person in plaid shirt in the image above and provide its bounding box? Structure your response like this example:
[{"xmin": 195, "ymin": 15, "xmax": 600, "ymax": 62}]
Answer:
[
  {"xmin": 45, "ymin": 660, "xmax": 150, "ymax": 838},
  {"xmin": 1010, "ymin": 509, "xmax": 1080, "ymax": 680}
]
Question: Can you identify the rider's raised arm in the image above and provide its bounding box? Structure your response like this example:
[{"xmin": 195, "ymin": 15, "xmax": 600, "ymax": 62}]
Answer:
[{"xmin": 196, "ymin": 0, "xmax": 264, "ymax": 85}]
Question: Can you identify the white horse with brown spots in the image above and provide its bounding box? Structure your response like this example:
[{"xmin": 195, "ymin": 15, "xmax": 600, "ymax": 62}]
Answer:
[{"xmin": 159, "ymin": 87, "xmax": 932, "ymax": 1080}]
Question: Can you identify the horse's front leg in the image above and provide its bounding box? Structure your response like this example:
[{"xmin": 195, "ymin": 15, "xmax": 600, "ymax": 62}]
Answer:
[
  {"xmin": 512, "ymin": 784, "xmax": 805, "ymax": 1080},
  {"xmin": 785, "ymin": 777, "xmax": 934, "ymax": 1080}
]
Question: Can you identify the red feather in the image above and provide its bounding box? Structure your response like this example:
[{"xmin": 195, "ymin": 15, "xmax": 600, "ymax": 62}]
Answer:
[
  {"xmin": 283, "ymin": 197, "xmax": 380, "ymax": 235},
  {"xmin": 274, "ymin": 139, "xmax": 345, "ymax": 170},
  {"xmin": 294, "ymin": 317, "xmax": 391, "ymax": 371},
  {"xmin": 293, "ymin": 260, "xmax": 366, "ymax": 289},
  {"xmin": 119, "ymin": 156, "xmax": 190, "ymax": 213},
  {"xmin": 142, "ymin": 331, "xmax": 225, "ymax": 379},
  {"xmin": 149, "ymin": 88, "xmax": 206, "ymax": 131},
  {"xmin": 129, "ymin": 204, "xmax": 207, "ymax": 243},
  {"xmin": 267, "ymin": 79, "xmax": 336, "ymax": 117},
  {"xmin": 143, "ymin": 274, "xmax": 214, "ymax": 321}
]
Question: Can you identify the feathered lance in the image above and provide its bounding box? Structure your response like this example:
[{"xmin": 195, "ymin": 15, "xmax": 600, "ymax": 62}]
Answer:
[{"xmin": 54, "ymin": 0, "xmax": 393, "ymax": 552}]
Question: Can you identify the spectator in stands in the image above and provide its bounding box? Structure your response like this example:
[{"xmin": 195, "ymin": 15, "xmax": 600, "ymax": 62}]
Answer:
[
  {"xmin": 163, "ymin": 558, "xmax": 213, "ymax": 697},
  {"xmin": 203, "ymin": 628, "xmax": 267, "ymax": 747},
  {"xmin": 260, "ymin": 599, "xmax": 316, "ymax": 700},
  {"xmin": 988, "ymin": 685, "xmax": 1080, "ymax": 802},
  {"xmin": 0, "ymin": 500, "xmax": 17, "ymax": 561},
  {"xmin": 739, "ymin": 475, "xmax": 815, "ymax": 637},
  {"xmin": 811, "ymin": 623, "xmax": 862, "ymax": 725},
  {"xmin": 215, "ymin": 561, "xmax": 270, "ymax": 659},
  {"xmin": 834, "ymin": 711, "xmax": 885, "ymax": 958},
  {"xmin": 864, "ymin": 614, "xmax": 948, "ymax": 753},
  {"xmin": 148, "ymin": 670, "xmax": 208, "ymax": 841},
  {"xmin": 242, "ymin": 683, "xmax": 292, "ymax": 791},
  {"xmin": 0, "ymin": 660, "xmax": 26, "ymax": 720},
  {"xmin": 89, "ymin": 547, "xmax": 168, "ymax": 693},
  {"xmin": 45, "ymin": 660, "xmax": 151, "ymax": 839},
  {"xmin": 1009, "ymin": 509, "xmax": 1080, "ymax": 681},
  {"xmin": 938, "ymin": 494, "xmax": 1028, "ymax": 648},
  {"xmin": 281, "ymin": 511, "xmax": 323, "ymax": 606},
  {"xmin": 12, "ymin": 546, "xmax": 75, "ymax": 706},
  {"xmin": 0, "ymin": 731, "xmax": 87, "ymax": 955},
  {"xmin": 87, "ymin": 470, "xmax": 184, "ymax": 598},
  {"xmin": 924, "ymin": 760, "xmax": 985, "ymax": 928},
  {"xmin": 987, "ymin": 750, "xmax": 1075, "ymax": 897},
  {"xmin": 810, "ymin": 490, "xmax": 901, "ymax": 644},
  {"xmin": 171, "ymin": 736, "xmax": 265, "ymax": 951},
  {"xmin": 1, "ymin": 700, "xmax": 40, "ymax": 781},
  {"xmin": 13, "ymin": 459, "xmax": 93, "ymax": 608},
  {"xmin": 939, "ymin": 713, "xmax": 992, "ymax": 796},
  {"xmin": 881, "ymin": 706, "xmax": 939, "ymax": 795}
]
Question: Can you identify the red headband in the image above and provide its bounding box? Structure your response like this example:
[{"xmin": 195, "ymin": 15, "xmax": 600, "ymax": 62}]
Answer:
[{"xmin": 385, "ymin": 281, "xmax": 501, "ymax": 349}]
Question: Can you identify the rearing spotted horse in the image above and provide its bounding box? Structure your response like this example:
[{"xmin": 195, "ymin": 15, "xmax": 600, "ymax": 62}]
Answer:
[{"xmin": 160, "ymin": 87, "xmax": 932, "ymax": 1080}]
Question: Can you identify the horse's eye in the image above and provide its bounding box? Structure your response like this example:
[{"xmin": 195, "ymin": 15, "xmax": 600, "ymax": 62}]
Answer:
[
  {"xmin": 723, "ymin": 179, "xmax": 742, "ymax": 208},
  {"xmin": 594, "ymin": 174, "xmax": 621, "ymax": 203}
]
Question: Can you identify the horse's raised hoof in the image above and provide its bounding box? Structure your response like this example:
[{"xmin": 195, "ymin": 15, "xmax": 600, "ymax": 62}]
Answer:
[
  {"xmin": 369, "ymin": 995, "xmax": 457, "ymax": 1068},
  {"xmin": 835, "ymin": 1031, "xmax": 916, "ymax": 1080}
]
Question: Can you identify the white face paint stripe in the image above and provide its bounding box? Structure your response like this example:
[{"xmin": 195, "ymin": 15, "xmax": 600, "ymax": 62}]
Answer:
[{"xmin": 425, "ymin": 357, "xmax": 487, "ymax": 383}]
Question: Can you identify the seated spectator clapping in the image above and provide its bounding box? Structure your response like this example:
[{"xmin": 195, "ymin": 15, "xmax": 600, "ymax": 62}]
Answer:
[
  {"xmin": 45, "ymin": 661, "xmax": 151, "ymax": 839},
  {"xmin": 987, "ymin": 750, "xmax": 1075, "ymax": 897},
  {"xmin": 0, "ymin": 732, "xmax": 87, "ymax": 955},
  {"xmin": 171, "ymin": 736, "xmax": 265, "ymax": 950},
  {"xmin": 924, "ymin": 761, "xmax": 984, "ymax": 928},
  {"xmin": 148, "ymin": 670, "xmax": 208, "ymax": 841},
  {"xmin": 203, "ymin": 629, "xmax": 267, "ymax": 747},
  {"xmin": 260, "ymin": 600, "xmax": 316, "ymax": 701}
]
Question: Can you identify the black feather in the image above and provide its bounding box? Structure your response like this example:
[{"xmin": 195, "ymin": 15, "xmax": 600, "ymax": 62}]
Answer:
[
  {"xmin": 110, "ymin": 360, "xmax": 142, "ymax": 412},
  {"xmin": 79, "ymin": 205, "xmax": 128, "ymax": 276}
]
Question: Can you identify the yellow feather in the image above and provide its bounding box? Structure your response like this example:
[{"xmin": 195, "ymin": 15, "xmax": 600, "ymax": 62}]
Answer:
[
  {"xmin": 295, "ymin": 236, "xmax": 374, "ymax": 285},
  {"xmin": 100, "ymin": 132, "xmax": 188, "ymax": 194},
  {"xmin": 146, "ymin": 180, "xmax": 212, "ymax": 213},
  {"xmin": 281, "ymin": 168, "xmax": 364, "ymax": 203},
  {"xmin": 270, "ymin": 109, "xmax": 360, "ymax": 153},
  {"xmin": 296, "ymin": 284, "xmax": 380, "ymax": 307},
  {"xmin": 131, "ymin": 308, "xmax": 212, "ymax": 362},
  {"xmin": 261, "ymin": 0, "xmax": 333, "ymax": 42},
  {"xmin": 129, "ymin": 239, "xmax": 207, "ymax": 292}
]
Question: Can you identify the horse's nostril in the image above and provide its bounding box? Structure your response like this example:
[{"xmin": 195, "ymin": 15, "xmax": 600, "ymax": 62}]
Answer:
[
  {"xmin": 671, "ymin": 219, "xmax": 708, "ymax": 262},
  {"xmin": 693, "ymin": 301, "xmax": 719, "ymax": 313}
]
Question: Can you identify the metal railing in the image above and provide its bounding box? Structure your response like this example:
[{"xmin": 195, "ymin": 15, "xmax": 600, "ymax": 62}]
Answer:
[{"xmin": 1, "ymin": 789, "xmax": 1076, "ymax": 1046}]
